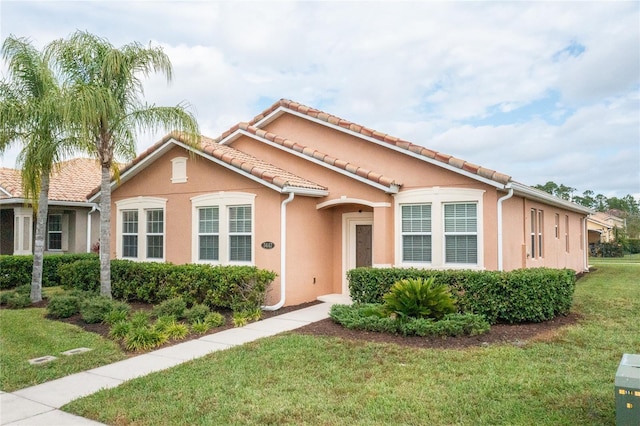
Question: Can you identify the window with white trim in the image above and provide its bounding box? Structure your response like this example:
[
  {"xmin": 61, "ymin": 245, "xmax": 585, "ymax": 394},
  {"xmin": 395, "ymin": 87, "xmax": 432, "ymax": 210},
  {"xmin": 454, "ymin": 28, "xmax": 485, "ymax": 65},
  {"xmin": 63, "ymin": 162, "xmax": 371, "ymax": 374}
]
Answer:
[
  {"xmin": 444, "ymin": 203, "xmax": 477, "ymax": 264},
  {"xmin": 115, "ymin": 197, "xmax": 167, "ymax": 261},
  {"xmin": 191, "ymin": 192, "xmax": 255, "ymax": 264},
  {"xmin": 401, "ymin": 204, "xmax": 432, "ymax": 262},
  {"xmin": 565, "ymin": 215, "xmax": 570, "ymax": 253},
  {"xmin": 554, "ymin": 214, "xmax": 560, "ymax": 239},
  {"xmin": 395, "ymin": 187, "xmax": 484, "ymax": 269},
  {"xmin": 229, "ymin": 205, "xmax": 252, "ymax": 262},
  {"xmin": 47, "ymin": 214, "xmax": 62, "ymax": 250},
  {"xmin": 122, "ymin": 210, "xmax": 138, "ymax": 258},
  {"xmin": 198, "ymin": 207, "xmax": 219, "ymax": 261},
  {"xmin": 146, "ymin": 209, "xmax": 164, "ymax": 259},
  {"xmin": 530, "ymin": 208, "xmax": 543, "ymax": 259}
]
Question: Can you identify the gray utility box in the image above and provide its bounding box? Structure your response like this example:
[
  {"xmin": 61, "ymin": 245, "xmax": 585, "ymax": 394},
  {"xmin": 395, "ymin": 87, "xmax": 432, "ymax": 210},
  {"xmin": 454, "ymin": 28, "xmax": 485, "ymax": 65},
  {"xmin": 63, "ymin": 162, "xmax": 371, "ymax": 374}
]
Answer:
[{"xmin": 615, "ymin": 353, "xmax": 640, "ymax": 426}]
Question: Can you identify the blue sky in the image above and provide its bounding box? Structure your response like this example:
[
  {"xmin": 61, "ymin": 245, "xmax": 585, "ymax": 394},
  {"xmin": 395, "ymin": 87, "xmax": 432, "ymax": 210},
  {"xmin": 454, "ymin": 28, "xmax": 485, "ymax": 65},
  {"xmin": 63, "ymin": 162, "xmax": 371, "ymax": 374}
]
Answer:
[{"xmin": 1, "ymin": 1, "xmax": 638, "ymax": 199}]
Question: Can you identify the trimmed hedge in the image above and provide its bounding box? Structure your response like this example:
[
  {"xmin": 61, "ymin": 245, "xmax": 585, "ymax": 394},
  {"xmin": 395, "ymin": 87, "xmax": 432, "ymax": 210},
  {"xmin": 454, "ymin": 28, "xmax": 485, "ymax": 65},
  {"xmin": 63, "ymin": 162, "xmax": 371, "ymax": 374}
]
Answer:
[
  {"xmin": 58, "ymin": 259, "xmax": 276, "ymax": 312},
  {"xmin": 347, "ymin": 267, "xmax": 576, "ymax": 324},
  {"xmin": 627, "ymin": 239, "xmax": 640, "ymax": 254},
  {"xmin": 0, "ymin": 253, "xmax": 98, "ymax": 289}
]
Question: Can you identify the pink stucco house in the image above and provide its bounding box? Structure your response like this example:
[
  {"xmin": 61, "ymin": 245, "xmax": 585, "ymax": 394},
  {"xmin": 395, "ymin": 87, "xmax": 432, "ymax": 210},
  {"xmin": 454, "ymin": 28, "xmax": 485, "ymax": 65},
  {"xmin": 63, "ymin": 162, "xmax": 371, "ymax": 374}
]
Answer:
[{"xmin": 91, "ymin": 99, "xmax": 592, "ymax": 308}]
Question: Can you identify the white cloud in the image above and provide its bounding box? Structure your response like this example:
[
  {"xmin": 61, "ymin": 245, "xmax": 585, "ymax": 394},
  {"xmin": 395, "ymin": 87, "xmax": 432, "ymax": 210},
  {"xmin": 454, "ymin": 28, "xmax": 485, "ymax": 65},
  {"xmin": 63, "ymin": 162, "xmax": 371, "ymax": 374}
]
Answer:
[{"xmin": 0, "ymin": 0, "xmax": 638, "ymax": 198}]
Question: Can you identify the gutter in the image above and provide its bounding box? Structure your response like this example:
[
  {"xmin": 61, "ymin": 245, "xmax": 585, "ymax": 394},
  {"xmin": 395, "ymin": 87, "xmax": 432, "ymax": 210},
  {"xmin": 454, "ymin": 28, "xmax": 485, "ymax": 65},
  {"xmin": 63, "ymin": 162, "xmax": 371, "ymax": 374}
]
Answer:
[
  {"xmin": 262, "ymin": 192, "xmax": 295, "ymax": 311},
  {"xmin": 497, "ymin": 186, "xmax": 514, "ymax": 271},
  {"xmin": 86, "ymin": 204, "xmax": 99, "ymax": 253}
]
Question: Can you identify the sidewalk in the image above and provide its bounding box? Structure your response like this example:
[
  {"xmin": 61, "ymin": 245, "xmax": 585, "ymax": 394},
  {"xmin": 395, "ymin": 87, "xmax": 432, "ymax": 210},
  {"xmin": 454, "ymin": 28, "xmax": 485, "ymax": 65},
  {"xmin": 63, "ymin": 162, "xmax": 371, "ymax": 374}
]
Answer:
[{"xmin": 0, "ymin": 302, "xmax": 333, "ymax": 425}]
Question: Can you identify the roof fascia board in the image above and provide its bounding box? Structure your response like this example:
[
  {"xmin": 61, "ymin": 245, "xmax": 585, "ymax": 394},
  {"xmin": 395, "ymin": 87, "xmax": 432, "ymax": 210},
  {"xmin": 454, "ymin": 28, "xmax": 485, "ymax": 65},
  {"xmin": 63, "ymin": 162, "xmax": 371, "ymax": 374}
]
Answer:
[
  {"xmin": 234, "ymin": 129, "xmax": 399, "ymax": 194},
  {"xmin": 282, "ymin": 186, "xmax": 328, "ymax": 197},
  {"xmin": 256, "ymin": 106, "xmax": 505, "ymax": 190},
  {"xmin": 510, "ymin": 182, "xmax": 594, "ymax": 215},
  {"xmin": 0, "ymin": 198, "xmax": 96, "ymax": 208}
]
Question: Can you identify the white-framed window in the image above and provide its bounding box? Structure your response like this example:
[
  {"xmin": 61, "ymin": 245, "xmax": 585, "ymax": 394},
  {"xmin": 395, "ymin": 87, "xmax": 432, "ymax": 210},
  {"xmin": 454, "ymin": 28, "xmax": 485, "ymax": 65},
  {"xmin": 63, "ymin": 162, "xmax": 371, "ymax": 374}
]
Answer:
[
  {"xmin": 191, "ymin": 192, "xmax": 255, "ymax": 265},
  {"xmin": 115, "ymin": 197, "xmax": 167, "ymax": 261},
  {"xmin": 554, "ymin": 213, "xmax": 560, "ymax": 239},
  {"xmin": 444, "ymin": 203, "xmax": 477, "ymax": 264},
  {"xmin": 198, "ymin": 207, "xmax": 219, "ymax": 261},
  {"xmin": 565, "ymin": 215, "xmax": 570, "ymax": 253},
  {"xmin": 530, "ymin": 208, "xmax": 544, "ymax": 259},
  {"xmin": 394, "ymin": 187, "xmax": 484, "ymax": 269},
  {"xmin": 47, "ymin": 214, "xmax": 62, "ymax": 250},
  {"xmin": 401, "ymin": 204, "xmax": 432, "ymax": 263}
]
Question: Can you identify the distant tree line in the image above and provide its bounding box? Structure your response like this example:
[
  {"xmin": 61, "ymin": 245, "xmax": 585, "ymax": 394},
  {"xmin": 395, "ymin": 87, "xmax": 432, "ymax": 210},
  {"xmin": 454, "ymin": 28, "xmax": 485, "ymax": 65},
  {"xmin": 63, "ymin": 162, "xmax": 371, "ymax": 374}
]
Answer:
[{"xmin": 533, "ymin": 181, "xmax": 640, "ymax": 244}]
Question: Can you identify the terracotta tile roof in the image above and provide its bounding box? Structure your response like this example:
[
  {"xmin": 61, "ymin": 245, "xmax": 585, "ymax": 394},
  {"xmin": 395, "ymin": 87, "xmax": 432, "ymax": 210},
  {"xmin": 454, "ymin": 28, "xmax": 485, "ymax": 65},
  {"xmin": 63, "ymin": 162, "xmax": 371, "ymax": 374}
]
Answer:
[
  {"xmin": 0, "ymin": 158, "xmax": 101, "ymax": 202},
  {"xmin": 112, "ymin": 133, "xmax": 327, "ymax": 194},
  {"xmin": 248, "ymin": 99, "xmax": 512, "ymax": 185},
  {"xmin": 216, "ymin": 123, "xmax": 400, "ymax": 189}
]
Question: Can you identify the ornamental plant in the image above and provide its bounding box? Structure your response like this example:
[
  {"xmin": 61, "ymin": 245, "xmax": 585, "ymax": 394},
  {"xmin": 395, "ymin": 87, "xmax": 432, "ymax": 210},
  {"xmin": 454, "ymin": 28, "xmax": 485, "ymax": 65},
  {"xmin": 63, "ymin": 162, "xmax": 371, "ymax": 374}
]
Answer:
[{"xmin": 382, "ymin": 277, "xmax": 456, "ymax": 320}]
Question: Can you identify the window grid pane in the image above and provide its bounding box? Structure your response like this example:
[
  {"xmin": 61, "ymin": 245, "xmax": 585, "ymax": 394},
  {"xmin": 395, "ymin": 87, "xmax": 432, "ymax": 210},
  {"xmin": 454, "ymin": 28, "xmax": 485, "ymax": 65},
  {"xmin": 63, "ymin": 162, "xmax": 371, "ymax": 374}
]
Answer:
[
  {"xmin": 229, "ymin": 235, "xmax": 251, "ymax": 261},
  {"xmin": 445, "ymin": 235, "xmax": 478, "ymax": 263},
  {"xmin": 48, "ymin": 215, "xmax": 62, "ymax": 250},
  {"xmin": 147, "ymin": 209, "xmax": 164, "ymax": 234},
  {"xmin": 199, "ymin": 207, "xmax": 219, "ymax": 234},
  {"xmin": 229, "ymin": 206, "xmax": 251, "ymax": 233},
  {"xmin": 122, "ymin": 210, "xmax": 138, "ymax": 258},
  {"xmin": 146, "ymin": 209, "xmax": 163, "ymax": 259},
  {"xmin": 48, "ymin": 215, "xmax": 61, "ymax": 232},
  {"xmin": 402, "ymin": 235, "xmax": 432, "ymax": 262},
  {"xmin": 444, "ymin": 203, "xmax": 478, "ymax": 264},
  {"xmin": 401, "ymin": 204, "xmax": 431, "ymax": 232},
  {"xmin": 199, "ymin": 235, "xmax": 219, "ymax": 260}
]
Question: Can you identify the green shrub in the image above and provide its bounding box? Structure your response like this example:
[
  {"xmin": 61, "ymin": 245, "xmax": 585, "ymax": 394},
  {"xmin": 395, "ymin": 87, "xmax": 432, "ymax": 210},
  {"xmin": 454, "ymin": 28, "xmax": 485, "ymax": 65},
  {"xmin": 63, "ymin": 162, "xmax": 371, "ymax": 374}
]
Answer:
[
  {"xmin": 190, "ymin": 320, "xmax": 210, "ymax": 334},
  {"xmin": 14, "ymin": 284, "xmax": 31, "ymax": 295},
  {"xmin": 130, "ymin": 311, "xmax": 152, "ymax": 328},
  {"xmin": 162, "ymin": 321, "xmax": 189, "ymax": 340},
  {"xmin": 109, "ymin": 321, "xmax": 131, "ymax": 340},
  {"xmin": 232, "ymin": 311, "xmax": 252, "ymax": 327},
  {"xmin": 153, "ymin": 297, "xmax": 186, "ymax": 319},
  {"xmin": 204, "ymin": 312, "xmax": 225, "ymax": 328},
  {"xmin": 47, "ymin": 295, "xmax": 81, "ymax": 318},
  {"xmin": 103, "ymin": 309, "xmax": 129, "ymax": 326},
  {"xmin": 58, "ymin": 259, "xmax": 100, "ymax": 291},
  {"xmin": 0, "ymin": 253, "xmax": 99, "ymax": 290},
  {"xmin": 80, "ymin": 297, "xmax": 119, "ymax": 324},
  {"xmin": 330, "ymin": 304, "xmax": 490, "ymax": 337},
  {"xmin": 0, "ymin": 292, "xmax": 32, "ymax": 309},
  {"xmin": 626, "ymin": 239, "xmax": 640, "ymax": 254},
  {"xmin": 382, "ymin": 277, "xmax": 456, "ymax": 320},
  {"xmin": 184, "ymin": 303, "xmax": 210, "ymax": 324},
  {"xmin": 348, "ymin": 267, "xmax": 576, "ymax": 324},
  {"xmin": 124, "ymin": 326, "xmax": 167, "ymax": 351}
]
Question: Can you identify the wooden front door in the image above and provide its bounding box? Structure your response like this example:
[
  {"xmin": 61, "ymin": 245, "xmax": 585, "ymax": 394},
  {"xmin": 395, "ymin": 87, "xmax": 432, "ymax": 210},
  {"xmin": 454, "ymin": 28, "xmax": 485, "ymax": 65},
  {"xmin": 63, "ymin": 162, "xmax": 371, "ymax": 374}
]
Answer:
[{"xmin": 355, "ymin": 224, "xmax": 372, "ymax": 268}]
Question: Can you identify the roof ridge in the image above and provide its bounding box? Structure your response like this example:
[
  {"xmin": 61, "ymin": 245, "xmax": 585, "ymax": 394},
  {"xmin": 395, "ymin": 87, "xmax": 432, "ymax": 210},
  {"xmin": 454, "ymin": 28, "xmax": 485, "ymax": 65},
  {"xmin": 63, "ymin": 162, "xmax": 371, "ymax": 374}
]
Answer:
[
  {"xmin": 249, "ymin": 98, "xmax": 511, "ymax": 186},
  {"xmin": 233, "ymin": 123, "xmax": 400, "ymax": 189}
]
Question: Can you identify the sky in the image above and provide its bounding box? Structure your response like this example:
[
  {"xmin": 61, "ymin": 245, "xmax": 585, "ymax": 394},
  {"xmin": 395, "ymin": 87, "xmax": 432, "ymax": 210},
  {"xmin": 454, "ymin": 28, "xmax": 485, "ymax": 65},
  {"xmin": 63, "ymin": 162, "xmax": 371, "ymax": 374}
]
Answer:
[{"xmin": 1, "ymin": 1, "xmax": 639, "ymax": 199}]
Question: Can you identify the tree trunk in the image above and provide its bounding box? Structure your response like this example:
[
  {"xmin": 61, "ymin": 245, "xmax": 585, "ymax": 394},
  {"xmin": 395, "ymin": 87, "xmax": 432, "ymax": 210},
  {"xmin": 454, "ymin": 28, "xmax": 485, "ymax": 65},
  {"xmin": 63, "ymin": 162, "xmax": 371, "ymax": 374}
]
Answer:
[
  {"xmin": 99, "ymin": 164, "xmax": 112, "ymax": 298},
  {"xmin": 31, "ymin": 173, "xmax": 50, "ymax": 303}
]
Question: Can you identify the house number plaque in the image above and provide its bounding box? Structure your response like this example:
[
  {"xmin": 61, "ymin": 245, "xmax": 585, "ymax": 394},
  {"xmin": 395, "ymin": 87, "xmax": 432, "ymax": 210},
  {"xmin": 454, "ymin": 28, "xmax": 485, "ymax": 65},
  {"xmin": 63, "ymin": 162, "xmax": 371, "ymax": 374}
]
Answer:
[{"xmin": 261, "ymin": 241, "xmax": 275, "ymax": 249}]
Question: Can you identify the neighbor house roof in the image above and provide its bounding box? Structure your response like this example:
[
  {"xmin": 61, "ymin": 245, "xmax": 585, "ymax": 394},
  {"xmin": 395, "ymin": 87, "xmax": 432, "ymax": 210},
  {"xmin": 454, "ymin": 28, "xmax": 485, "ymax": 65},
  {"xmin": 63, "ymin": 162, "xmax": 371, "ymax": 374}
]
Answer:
[
  {"xmin": 248, "ymin": 99, "xmax": 512, "ymax": 186},
  {"xmin": 0, "ymin": 158, "xmax": 101, "ymax": 203}
]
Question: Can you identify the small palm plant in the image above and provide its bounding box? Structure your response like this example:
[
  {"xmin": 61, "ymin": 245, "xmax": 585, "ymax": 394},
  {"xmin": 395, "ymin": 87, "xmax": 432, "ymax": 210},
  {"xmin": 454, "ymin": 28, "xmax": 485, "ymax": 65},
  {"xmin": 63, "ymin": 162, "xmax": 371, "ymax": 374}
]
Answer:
[{"xmin": 382, "ymin": 277, "xmax": 456, "ymax": 320}]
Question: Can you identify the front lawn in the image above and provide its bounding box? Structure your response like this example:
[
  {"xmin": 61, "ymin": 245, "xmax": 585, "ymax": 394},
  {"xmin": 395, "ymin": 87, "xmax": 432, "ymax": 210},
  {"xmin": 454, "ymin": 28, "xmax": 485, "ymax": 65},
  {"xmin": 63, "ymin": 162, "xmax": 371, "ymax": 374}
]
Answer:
[
  {"xmin": 0, "ymin": 308, "xmax": 126, "ymax": 391},
  {"xmin": 64, "ymin": 263, "xmax": 640, "ymax": 425}
]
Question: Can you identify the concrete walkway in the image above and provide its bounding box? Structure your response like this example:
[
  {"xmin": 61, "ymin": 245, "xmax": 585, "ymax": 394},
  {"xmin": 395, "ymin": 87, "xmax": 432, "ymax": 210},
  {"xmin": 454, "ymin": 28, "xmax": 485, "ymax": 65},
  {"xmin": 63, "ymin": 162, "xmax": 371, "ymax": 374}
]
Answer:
[{"xmin": 0, "ymin": 302, "xmax": 333, "ymax": 425}]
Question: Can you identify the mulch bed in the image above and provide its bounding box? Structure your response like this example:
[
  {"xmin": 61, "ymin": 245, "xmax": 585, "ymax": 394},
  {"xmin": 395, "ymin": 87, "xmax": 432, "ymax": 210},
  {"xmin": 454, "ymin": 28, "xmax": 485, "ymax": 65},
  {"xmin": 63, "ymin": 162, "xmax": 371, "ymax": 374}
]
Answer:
[{"xmin": 13, "ymin": 299, "xmax": 579, "ymax": 353}]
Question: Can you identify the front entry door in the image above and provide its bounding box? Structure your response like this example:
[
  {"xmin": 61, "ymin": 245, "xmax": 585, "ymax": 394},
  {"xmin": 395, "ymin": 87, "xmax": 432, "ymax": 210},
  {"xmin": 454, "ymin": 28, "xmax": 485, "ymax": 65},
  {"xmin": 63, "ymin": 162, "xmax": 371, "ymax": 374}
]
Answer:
[
  {"xmin": 343, "ymin": 213, "xmax": 374, "ymax": 294},
  {"xmin": 355, "ymin": 225, "xmax": 372, "ymax": 268}
]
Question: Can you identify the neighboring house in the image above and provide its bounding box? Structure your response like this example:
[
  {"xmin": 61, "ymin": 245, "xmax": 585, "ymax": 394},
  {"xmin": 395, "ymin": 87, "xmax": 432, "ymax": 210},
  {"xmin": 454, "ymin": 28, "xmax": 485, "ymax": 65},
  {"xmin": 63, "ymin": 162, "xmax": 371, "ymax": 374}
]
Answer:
[
  {"xmin": 586, "ymin": 211, "xmax": 625, "ymax": 244},
  {"xmin": 0, "ymin": 158, "xmax": 101, "ymax": 255},
  {"xmin": 91, "ymin": 99, "xmax": 593, "ymax": 307}
]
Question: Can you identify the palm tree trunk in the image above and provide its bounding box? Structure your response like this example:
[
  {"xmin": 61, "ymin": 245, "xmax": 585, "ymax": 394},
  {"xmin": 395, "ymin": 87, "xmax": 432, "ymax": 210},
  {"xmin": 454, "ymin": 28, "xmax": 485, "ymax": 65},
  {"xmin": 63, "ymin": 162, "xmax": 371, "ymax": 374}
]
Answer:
[
  {"xmin": 99, "ymin": 164, "xmax": 112, "ymax": 298},
  {"xmin": 31, "ymin": 172, "xmax": 50, "ymax": 303}
]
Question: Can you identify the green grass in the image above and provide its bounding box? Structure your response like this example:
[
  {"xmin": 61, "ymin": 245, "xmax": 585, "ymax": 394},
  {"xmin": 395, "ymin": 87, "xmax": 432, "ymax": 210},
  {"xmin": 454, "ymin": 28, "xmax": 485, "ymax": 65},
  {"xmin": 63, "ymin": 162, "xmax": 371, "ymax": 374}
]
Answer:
[
  {"xmin": 63, "ymin": 264, "xmax": 640, "ymax": 425},
  {"xmin": 589, "ymin": 253, "xmax": 640, "ymax": 263},
  {"xmin": 0, "ymin": 308, "xmax": 126, "ymax": 391}
]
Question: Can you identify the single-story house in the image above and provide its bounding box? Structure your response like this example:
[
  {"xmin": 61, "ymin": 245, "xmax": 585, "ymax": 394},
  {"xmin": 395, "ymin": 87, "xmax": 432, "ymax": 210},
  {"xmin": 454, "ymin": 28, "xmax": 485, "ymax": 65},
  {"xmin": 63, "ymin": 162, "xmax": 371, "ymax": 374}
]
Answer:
[
  {"xmin": 0, "ymin": 158, "xmax": 101, "ymax": 255},
  {"xmin": 91, "ymin": 99, "xmax": 593, "ymax": 308},
  {"xmin": 586, "ymin": 211, "xmax": 625, "ymax": 244}
]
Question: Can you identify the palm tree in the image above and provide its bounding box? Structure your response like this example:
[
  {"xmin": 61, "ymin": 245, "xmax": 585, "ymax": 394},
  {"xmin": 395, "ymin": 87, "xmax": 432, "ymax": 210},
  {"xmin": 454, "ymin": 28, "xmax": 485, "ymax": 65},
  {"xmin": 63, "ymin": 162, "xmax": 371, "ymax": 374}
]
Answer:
[
  {"xmin": 0, "ymin": 36, "xmax": 76, "ymax": 303},
  {"xmin": 47, "ymin": 31, "xmax": 199, "ymax": 298}
]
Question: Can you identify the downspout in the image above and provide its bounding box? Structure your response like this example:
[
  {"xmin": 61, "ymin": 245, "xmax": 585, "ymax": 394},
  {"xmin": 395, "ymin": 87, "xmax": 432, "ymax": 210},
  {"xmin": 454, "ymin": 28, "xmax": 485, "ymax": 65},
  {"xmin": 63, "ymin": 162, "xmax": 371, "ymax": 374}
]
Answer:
[
  {"xmin": 262, "ymin": 192, "xmax": 295, "ymax": 311},
  {"xmin": 86, "ymin": 204, "xmax": 99, "ymax": 253},
  {"xmin": 497, "ymin": 186, "xmax": 514, "ymax": 271},
  {"xmin": 582, "ymin": 217, "xmax": 589, "ymax": 272}
]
